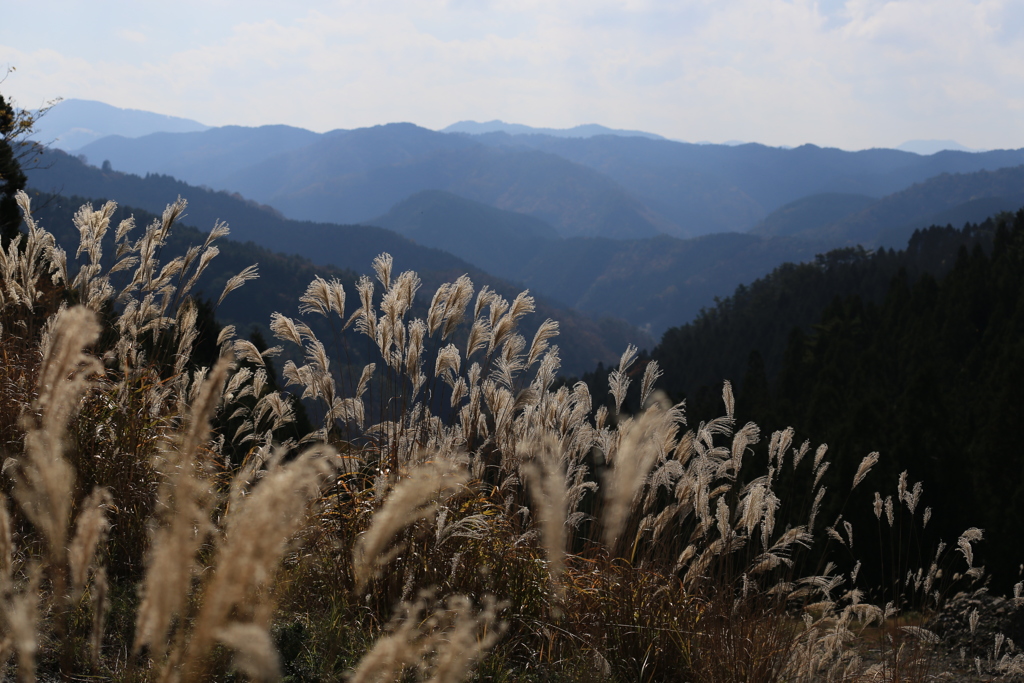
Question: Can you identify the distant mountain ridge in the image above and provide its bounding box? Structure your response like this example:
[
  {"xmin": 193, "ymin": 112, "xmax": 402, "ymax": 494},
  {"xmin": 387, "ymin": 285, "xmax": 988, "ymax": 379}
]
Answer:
[
  {"xmin": 65, "ymin": 101, "xmax": 1024, "ymax": 241},
  {"xmin": 753, "ymin": 166, "xmax": 1024, "ymax": 248},
  {"xmin": 31, "ymin": 99, "xmax": 209, "ymax": 151},
  {"xmin": 442, "ymin": 120, "xmax": 667, "ymax": 140},
  {"xmin": 71, "ymin": 125, "xmax": 323, "ymax": 189},
  {"xmin": 28, "ymin": 149, "xmax": 1024, "ymax": 337},
  {"xmin": 83, "ymin": 123, "xmax": 674, "ymax": 239},
  {"xmin": 896, "ymin": 139, "xmax": 981, "ymax": 155}
]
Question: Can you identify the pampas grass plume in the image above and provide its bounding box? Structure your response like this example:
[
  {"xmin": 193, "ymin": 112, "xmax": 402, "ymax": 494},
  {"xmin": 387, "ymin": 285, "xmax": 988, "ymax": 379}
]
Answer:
[{"xmin": 353, "ymin": 460, "xmax": 468, "ymax": 592}]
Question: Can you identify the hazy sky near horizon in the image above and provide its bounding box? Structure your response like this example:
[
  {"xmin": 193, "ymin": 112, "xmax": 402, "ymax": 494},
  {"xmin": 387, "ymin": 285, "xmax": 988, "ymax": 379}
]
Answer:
[{"xmin": 2, "ymin": 0, "xmax": 1022, "ymax": 150}]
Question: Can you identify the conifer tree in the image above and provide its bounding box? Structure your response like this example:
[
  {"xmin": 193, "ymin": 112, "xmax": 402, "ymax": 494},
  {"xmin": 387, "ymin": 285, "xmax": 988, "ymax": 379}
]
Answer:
[{"xmin": 0, "ymin": 90, "xmax": 28, "ymax": 247}]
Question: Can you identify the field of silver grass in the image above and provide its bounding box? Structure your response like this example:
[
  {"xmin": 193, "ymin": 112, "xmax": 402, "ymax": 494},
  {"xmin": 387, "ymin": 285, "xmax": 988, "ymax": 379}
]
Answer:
[{"xmin": 0, "ymin": 192, "xmax": 1019, "ymax": 682}]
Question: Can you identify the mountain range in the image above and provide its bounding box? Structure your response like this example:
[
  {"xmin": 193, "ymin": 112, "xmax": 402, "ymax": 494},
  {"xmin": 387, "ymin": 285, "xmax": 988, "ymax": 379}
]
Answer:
[
  {"xmin": 23, "ymin": 99, "xmax": 1024, "ymax": 344},
  {"xmin": 52, "ymin": 99, "xmax": 1024, "ymax": 239}
]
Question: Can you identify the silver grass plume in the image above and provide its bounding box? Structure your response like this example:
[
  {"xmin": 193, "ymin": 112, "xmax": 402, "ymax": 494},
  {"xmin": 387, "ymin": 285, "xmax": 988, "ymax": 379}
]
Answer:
[
  {"xmin": 133, "ymin": 357, "xmax": 231, "ymax": 658},
  {"xmin": 214, "ymin": 622, "xmax": 281, "ymax": 683},
  {"xmin": 184, "ymin": 445, "xmax": 339, "ymax": 678},
  {"xmin": 353, "ymin": 460, "xmax": 468, "ymax": 592},
  {"xmin": 851, "ymin": 452, "xmax": 879, "ymax": 490},
  {"xmin": 3, "ymin": 192, "xmax": 64, "ymax": 310},
  {"xmin": 298, "ymin": 275, "xmax": 345, "ymax": 317},
  {"xmin": 68, "ymin": 487, "xmax": 112, "ymax": 601},
  {"xmin": 0, "ymin": 493, "xmax": 11, "ymax": 583},
  {"xmin": 639, "ymin": 359, "xmax": 663, "ymax": 408},
  {"xmin": 372, "ymin": 252, "xmax": 393, "ymax": 290},
  {"xmin": 602, "ymin": 391, "xmax": 676, "ymax": 550},
  {"xmin": 217, "ymin": 264, "xmax": 259, "ymax": 307},
  {"xmin": 14, "ymin": 306, "xmax": 102, "ymax": 568},
  {"xmin": 350, "ymin": 592, "xmax": 503, "ymax": 683},
  {"xmin": 519, "ymin": 435, "xmax": 569, "ymax": 597},
  {"xmin": 608, "ymin": 344, "xmax": 639, "ymax": 414}
]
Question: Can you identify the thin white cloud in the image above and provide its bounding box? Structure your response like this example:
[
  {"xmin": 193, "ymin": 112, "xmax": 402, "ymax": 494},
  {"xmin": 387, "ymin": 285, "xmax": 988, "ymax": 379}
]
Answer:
[
  {"xmin": 117, "ymin": 29, "xmax": 147, "ymax": 44},
  {"xmin": 0, "ymin": 0, "xmax": 1021, "ymax": 149}
]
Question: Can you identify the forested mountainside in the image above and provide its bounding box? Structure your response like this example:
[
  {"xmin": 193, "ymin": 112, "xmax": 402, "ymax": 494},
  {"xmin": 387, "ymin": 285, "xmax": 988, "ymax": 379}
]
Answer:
[
  {"xmin": 591, "ymin": 209, "xmax": 1024, "ymax": 588},
  {"xmin": 23, "ymin": 190, "xmax": 645, "ymax": 377}
]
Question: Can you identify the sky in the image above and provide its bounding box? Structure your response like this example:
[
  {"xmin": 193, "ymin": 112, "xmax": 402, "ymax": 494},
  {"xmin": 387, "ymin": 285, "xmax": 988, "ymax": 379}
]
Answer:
[{"xmin": 2, "ymin": 0, "xmax": 1023, "ymax": 151}]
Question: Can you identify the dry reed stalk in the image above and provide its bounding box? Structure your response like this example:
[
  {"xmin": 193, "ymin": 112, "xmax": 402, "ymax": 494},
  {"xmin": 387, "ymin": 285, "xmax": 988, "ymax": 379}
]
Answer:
[
  {"xmin": 212, "ymin": 622, "xmax": 281, "ymax": 683},
  {"xmin": 602, "ymin": 392, "xmax": 679, "ymax": 552},
  {"xmin": 7, "ymin": 305, "xmax": 103, "ymax": 675},
  {"xmin": 89, "ymin": 565, "xmax": 109, "ymax": 670},
  {"xmin": 0, "ymin": 492, "xmax": 12, "ymax": 584},
  {"xmin": 348, "ymin": 595, "xmax": 434, "ymax": 683},
  {"xmin": 7, "ymin": 565, "xmax": 41, "ymax": 683}
]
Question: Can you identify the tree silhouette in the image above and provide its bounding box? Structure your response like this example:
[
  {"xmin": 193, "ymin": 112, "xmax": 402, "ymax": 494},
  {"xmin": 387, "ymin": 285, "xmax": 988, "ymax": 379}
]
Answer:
[{"xmin": 0, "ymin": 90, "xmax": 28, "ymax": 247}]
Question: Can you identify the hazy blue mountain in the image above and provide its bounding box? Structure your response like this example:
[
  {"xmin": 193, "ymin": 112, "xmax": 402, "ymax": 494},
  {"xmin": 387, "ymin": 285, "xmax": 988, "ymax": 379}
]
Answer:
[
  {"xmin": 365, "ymin": 190, "xmax": 832, "ymax": 333},
  {"xmin": 44, "ymin": 99, "xmax": 1024, "ymax": 242},
  {"xmin": 219, "ymin": 124, "xmax": 672, "ymax": 239},
  {"xmin": 23, "ymin": 150, "xmax": 653, "ymax": 375},
  {"xmin": 442, "ymin": 120, "xmax": 666, "ymax": 140},
  {"xmin": 750, "ymin": 193, "xmax": 878, "ymax": 237},
  {"xmin": 788, "ymin": 165, "xmax": 1024, "ymax": 247},
  {"xmin": 488, "ymin": 164, "xmax": 1024, "ymax": 330},
  {"xmin": 467, "ymin": 133, "xmax": 1024, "ymax": 233},
  {"xmin": 75, "ymin": 125, "xmax": 323, "ymax": 188},
  {"xmin": 368, "ymin": 190, "xmax": 557, "ymax": 281},
  {"xmin": 746, "ymin": 167, "xmax": 1024, "ymax": 248},
  {"xmin": 897, "ymin": 139, "xmax": 980, "ymax": 155},
  {"xmin": 26, "ymin": 148, "xmax": 471, "ymax": 274},
  {"xmin": 26, "ymin": 147, "xmax": 831, "ymax": 337},
  {"xmin": 31, "ymin": 99, "xmax": 209, "ymax": 151}
]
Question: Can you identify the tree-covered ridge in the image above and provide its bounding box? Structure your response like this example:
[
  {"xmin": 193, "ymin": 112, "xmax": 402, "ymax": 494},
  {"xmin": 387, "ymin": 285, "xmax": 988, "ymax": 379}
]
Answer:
[{"xmin": 645, "ymin": 210, "xmax": 1024, "ymax": 587}]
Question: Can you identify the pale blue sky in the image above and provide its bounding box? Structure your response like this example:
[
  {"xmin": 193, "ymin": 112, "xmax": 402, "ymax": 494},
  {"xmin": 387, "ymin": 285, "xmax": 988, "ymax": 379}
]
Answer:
[{"xmin": 2, "ymin": 0, "xmax": 1023, "ymax": 150}]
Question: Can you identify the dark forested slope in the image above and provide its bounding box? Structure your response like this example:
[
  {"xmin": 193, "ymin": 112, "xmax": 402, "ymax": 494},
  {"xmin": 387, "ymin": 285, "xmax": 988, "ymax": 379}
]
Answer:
[{"xmin": 637, "ymin": 209, "xmax": 1024, "ymax": 588}]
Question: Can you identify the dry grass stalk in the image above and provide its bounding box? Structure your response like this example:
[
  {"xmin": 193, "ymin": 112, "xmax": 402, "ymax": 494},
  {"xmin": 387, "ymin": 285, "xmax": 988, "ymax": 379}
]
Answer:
[
  {"xmin": 519, "ymin": 434, "xmax": 569, "ymax": 597},
  {"xmin": 350, "ymin": 592, "xmax": 504, "ymax": 683},
  {"xmin": 133, "ymin": 357, "xmax": 232, "ymax": 659},
  {"xmin": 183, "ymin": 445, "xmax": 339, "ymax": 678},
  {"xmin": 213, "ymin": 622, "xmax": 281, "ymax": 683},
  {"xmin": 7, "ymin": 565, "xmax": 41, "ymax": 683},
  {"xmin": 89, "ymin": 566, "xmax": 109, "ymax": 671},
  {"xmin": 68, "ymin": 486, "xmax": 112, "ymax": 600},
  {"xmin": 602, "ymin": 391, "xmax": 680, "ymax": 552},
  {"xmin": 353, "ymin": 460, "xmax": 468, "ymax": 592},
  {"xmin": 0, "ymin": 492, "xmax": 12, "ymax": 584}
]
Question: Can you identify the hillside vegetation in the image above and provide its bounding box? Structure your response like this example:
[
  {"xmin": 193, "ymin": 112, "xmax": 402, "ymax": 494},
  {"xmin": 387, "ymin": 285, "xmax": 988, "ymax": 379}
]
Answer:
[
  {"xmin": 632, "ymin": 210, "xmax": 1024, "ymax": 589},
  {"xmin": 0, "ymin": 189, "xmax": 1010, "ymax": 682}
]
